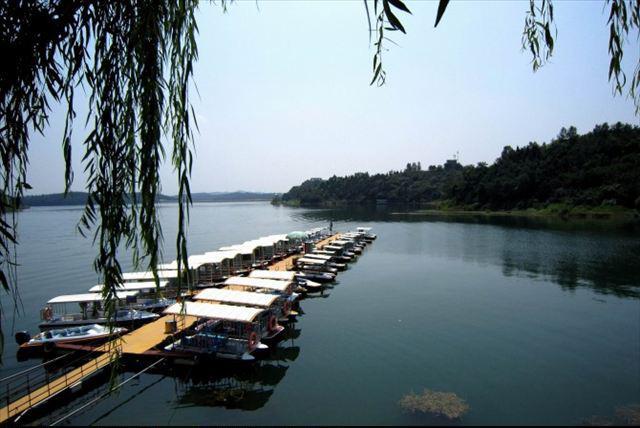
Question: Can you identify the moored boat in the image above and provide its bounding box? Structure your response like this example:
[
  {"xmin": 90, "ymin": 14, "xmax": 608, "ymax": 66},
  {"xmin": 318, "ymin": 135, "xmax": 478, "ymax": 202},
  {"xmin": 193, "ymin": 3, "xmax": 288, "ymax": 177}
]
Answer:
[
  {"xmin": 194, "ymin": 288, "xmax": 285, "ymax": 340},
  {"xmin": 222, "ymin": 276, "xmax": 298, "ymax": 321},
  {"xmin": 39, "ymin": 292, "xmax": 159, "ymax": 329},
  {"xmin": 16, "ymin": 324, "xmax": 127, "ymax": 356},
  {"xmin": 163, "ymin": 302, "xmax": 268, "ymax": 361},
  {"xmin": 295, "ymin": 271, "xmax": 335, "ymax": 283}
]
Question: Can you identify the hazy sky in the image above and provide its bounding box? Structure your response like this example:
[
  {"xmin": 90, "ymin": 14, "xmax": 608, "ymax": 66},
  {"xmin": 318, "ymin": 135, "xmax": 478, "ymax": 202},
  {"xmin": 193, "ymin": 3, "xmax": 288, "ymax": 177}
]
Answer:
[{"xmin": 26, "ymin": 0, "xmax": 639, "ymax": 195}]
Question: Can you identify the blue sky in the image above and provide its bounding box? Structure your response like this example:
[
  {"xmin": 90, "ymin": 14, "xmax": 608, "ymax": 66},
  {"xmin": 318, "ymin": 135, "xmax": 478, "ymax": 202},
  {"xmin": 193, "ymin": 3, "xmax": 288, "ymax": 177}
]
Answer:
[{"xmin": 26, "ymin": 0, "xmax": 639, "ymax": 195}]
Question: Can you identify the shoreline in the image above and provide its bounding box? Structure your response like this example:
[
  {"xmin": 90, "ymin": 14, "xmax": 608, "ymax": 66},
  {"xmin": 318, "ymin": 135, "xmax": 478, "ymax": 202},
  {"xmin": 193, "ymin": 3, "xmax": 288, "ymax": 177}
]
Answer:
[{"xmin": 391, "ymin": 207, "xmax": 639, "ymax": 221}]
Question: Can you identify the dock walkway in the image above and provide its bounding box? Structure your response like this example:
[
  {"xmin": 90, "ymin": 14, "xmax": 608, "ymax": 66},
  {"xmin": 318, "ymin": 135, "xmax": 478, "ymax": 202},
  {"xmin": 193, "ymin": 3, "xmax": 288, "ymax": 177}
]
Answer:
[
  {"xmin": 0, "ymin": 314, "xmax": 197, "ymax": 423},
  {"xmin": 269, "ymin": 234, "xmax": 339, "ymax": 271},
  {"xmin": 0, "ymin": 233, "xmax": 339, "ymax": 423}
]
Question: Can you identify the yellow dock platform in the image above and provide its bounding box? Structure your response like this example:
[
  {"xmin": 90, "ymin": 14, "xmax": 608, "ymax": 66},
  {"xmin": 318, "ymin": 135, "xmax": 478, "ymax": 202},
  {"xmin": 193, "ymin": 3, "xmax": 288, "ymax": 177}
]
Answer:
[
  {"xmin": 0, "ymin": 347, "xmax": 114, "ymax": 423},
  {"xmin": 0, "ymin": 314, "xmax": 197, "ymax": 424},
  {"xmin": 0, "ymin": 233, "xmax": 339, "ymax": 423},
  {"xmin": 119, "ymin": 314, "xmax": 198, "ymax": 355}
]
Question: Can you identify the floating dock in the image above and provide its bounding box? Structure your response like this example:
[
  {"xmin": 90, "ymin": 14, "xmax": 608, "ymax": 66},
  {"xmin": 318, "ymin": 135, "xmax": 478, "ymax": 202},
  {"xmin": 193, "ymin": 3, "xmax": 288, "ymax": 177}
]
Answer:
[
  {"xmin": 0, "ymin": 314, "xmax": 198, "ymax": 423},
  {"xmin": 0, "ymin": 232, "xmax": 343, "ymax": 423}
]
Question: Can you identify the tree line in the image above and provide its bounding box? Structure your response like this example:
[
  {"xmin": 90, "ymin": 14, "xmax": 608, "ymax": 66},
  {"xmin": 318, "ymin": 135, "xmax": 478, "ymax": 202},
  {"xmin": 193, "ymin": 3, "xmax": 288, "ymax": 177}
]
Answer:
[{"xmin": 274, "ymin": 123, "xmax": 640, "ymax": 211}]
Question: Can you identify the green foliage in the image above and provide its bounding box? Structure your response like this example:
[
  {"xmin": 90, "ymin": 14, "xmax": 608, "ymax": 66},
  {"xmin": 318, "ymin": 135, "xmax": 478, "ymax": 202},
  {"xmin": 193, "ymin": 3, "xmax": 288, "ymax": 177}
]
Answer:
[
  {"xmin": 522, "ymin": 0, "xmax": 556, "ymax": 72},
  {"xmin": 453, "ymin": 123, "xmax": 640, "ymax": 210},
  {"xmin": 367, "ymin": 0, "xmax": 640, "ymax": 114},
  {"xmin": 0, "ymin": 0, "xmax": 204, "ymax": 354},
  {"xmin": 281, "ymin": 123, "xmax": 640, "ymax": 211},
  {"xmin": 281, "ymin": 161, "xmax": 462, "ymax": 206}
]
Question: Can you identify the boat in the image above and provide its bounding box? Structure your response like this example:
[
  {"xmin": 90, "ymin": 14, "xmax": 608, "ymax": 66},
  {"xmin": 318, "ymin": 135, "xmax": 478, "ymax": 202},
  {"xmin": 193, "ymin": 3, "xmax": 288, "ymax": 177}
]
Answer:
[
  {"xmin": 88, "ymin": 281, "xmax": 175, "ymax": 312},
  {"xmin": 222, "ymin": 276, "xmax": 299, "ymax": 321},
  {"xmin": 194, "ymin": 288, "xmax": 286, "ymax": 340},
  {"xmin": 295, "ymin": 278, "xmax": 323, "ymax": 292},
  {"xmin": 295, "ymin": 271, "xmax": 335, "ymax": 283},
  {"xmin": 39, "ymin": 292, "xmax": 159, "ymax": 329},
  {"xmin": 163, "ymin": 302, "xmax": 268, "ymax": 361},
  {"xmin": 357, "ymin": 226, "xmax": 377, "ymax": 241},
  {"xmin": 296, "ymin": 257, "xmax": 339, "ymax": 274},
  {"xmin": 15, "ymin": 324, "xmax": 127, "ymax": 355},
  {"xmin": 315, "ymin": 249, "xmax": 353, "ymax": 262},
  {"xmin": 249, "ymin": 269, "xmax": 324, "ymax": 292},
  {"xmin": 248, "ymin": 270, "xmax": 296, "ymax": 281},
  {"xmin": 324, "ymin": 244, "xmax": 357, "ymax": 260},
  {"xmin": 303, "ymin": 253, "xmax": 347, "ymax": 271}
]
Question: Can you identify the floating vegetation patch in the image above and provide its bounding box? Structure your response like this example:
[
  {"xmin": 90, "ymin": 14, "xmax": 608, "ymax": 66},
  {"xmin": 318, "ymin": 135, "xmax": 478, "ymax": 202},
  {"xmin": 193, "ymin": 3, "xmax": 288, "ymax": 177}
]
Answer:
[
  {"xmin": 615, "ymin": 404, "xmax": 640, "ymax": 426},
  {"xmin": 399, "ymin": 389, "xmax": 470, "ymax": 420},
  {"xmin": 581, "ymin": 403, "xmax": 640, "ymax": 426}
]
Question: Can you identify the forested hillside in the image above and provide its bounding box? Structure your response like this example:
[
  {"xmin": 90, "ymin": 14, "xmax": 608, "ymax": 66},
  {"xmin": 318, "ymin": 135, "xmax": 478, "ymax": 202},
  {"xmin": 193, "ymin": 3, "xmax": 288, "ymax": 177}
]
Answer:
[{"xmin": 274, "ymin": 123, "xmax": 640, "ymax": 210}]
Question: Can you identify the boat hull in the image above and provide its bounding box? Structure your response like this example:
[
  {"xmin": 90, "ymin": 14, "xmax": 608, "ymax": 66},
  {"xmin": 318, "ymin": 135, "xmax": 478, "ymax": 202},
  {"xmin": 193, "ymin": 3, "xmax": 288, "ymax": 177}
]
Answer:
[
  {"xmin": 18, "ymin": 328, "xmax": 127, "ymax": 357},
  {"xmin": 39, "ymin": 313, "xmax": 158, "ymax": 330}
]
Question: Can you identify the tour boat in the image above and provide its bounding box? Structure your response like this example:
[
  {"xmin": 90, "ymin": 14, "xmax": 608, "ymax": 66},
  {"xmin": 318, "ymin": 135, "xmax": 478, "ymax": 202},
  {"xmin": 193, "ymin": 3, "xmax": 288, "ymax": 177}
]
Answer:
[
  {"xmin": 295, "ymin": 278, "xmax": 324, "ymax": 292},
  {"xmin": 39, "ymin": 292, "xmax": 159, "ymax": 329},
  {"xmin": 194, "ymin": 288, "xmax": 286, "ymax": 340},
  {"xmin": 88, "ymin": 282, "xmax": 175, "ymax": 313},
  {"xmin": 163, "ymin": 302, "xmax": 268, "ymax": 361},
  {"xmin": 248, "ymin": 269, "xmax": 324, "ymax": 293},
  {"xmin": 357, "ymin": 226, "xmax": 377, "ymax": 241},
  {"xmin": 295, "ymin": 271, "xmax": 335, "ymax": 283},
  {"xmin": 303, "ymin": 253, "xmax": 347, "ymax": 271},
  {"xmin": 16, "ymin": 324, "xmax": 127, "ymax": 355},
  {"xmin": 222, "ymin": 276, "xmax": 299, "ymax": 322}
]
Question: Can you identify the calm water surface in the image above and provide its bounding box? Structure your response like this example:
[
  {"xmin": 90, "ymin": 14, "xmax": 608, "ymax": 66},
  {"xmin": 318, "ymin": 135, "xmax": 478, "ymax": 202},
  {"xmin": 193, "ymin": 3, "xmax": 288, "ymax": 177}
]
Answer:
[{"xmin": 2, "ymin": 202, "xmax": 639, "ymax": 425}]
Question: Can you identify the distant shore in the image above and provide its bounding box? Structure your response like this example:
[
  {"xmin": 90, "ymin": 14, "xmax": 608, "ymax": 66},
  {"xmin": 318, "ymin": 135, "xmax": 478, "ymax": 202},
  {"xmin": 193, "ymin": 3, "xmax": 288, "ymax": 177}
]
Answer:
[
  {"xmin": 391, "ymin": 205, "xmax": 639, "ymax": 221},
  {"xmin": 21, "ymin": 191, "xmax": 277, "ymax": 207},
  {"xmin": 274, "ymin": 199, "xmax": 639, "ymax": 221}
]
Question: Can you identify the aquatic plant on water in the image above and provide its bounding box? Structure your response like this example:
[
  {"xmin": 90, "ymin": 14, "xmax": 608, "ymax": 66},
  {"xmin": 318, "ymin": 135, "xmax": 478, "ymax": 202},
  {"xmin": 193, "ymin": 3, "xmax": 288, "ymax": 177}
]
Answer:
[
  {"xmin": 399, "ymin": 389, "xmax": 470, "ymax": 420},
  {"xmin": 615, "ymin": 404, "xmax": 640, "ymax": 426},
  {"xmin": 581, "ymin": 403, "xmax": 640, "ymax": 426}
]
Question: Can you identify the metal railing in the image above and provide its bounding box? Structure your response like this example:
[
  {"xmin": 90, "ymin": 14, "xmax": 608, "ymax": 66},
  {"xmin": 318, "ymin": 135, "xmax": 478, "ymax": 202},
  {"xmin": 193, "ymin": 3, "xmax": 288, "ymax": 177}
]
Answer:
[{"xmin": 0, "ymin": 339, "xmax": 123, "ymax": 421}]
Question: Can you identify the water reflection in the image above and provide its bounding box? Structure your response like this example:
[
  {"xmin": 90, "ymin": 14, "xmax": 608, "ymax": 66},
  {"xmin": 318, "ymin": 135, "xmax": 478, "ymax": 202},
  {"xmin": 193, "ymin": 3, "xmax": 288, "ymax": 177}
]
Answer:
[
  {"xmin": 299, "ymin": 206, "xmax": 640, "ymax": 298},
  {"xmin": 166, "ymin": 321, "xmax": 301, "ymax": 412},
  {"xmin": 172, "ymin": 362, "xmax": 288, "ymax": 411}
]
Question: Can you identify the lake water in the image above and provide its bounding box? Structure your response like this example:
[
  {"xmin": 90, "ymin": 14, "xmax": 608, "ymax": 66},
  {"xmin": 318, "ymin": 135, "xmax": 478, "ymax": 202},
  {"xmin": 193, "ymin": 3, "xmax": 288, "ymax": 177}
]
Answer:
[{"xmin": 2, "ymin": 202, "xmax": 639, "ymax": 425}]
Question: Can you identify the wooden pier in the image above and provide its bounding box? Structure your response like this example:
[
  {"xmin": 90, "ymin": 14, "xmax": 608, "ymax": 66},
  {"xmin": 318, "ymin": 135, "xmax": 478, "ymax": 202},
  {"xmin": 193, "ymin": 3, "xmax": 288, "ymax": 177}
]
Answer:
[
  {"xmin": 0, "ymin": 314, "xmax": 197, "ymax": 424},
  {"xmin": 0, "ymin": 233, "xmax": 340, "ymax": 424},
  {"xmin": 269, "ymin": 233, "xmax": 339, "ymax": 271}
]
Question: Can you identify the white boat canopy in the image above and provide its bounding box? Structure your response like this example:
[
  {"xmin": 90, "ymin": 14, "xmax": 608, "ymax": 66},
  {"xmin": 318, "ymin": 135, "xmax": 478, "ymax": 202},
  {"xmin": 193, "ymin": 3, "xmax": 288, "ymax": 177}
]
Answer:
[
  {"xmin": 332, "ymin": 240, "xmax": 353, "ymax": 245},
  {"xmin": 161, "ymin": 251, "xmax": 240, "ymax": 270},
  {"xmin": 324, "ymin": 245, "xmax": 344, "ymax": 251},
  {"xmin": 203, "ymin": 251, "xmax": 241, "ymax": 262},
  {"xmin": 258, "ymin": 234, "xmax": 289, "ymax": 244},
  {"xmin": 223, "ymin": 276, "xmax": 292, "ymax": 292},
  {"xmin": 249, "ymin": 270, "xmax": 296, "ymax": 281},
  {"xmin": 219, "ymin": 244, "xmax": 254, "ymax": 255},
  {"xmin": 357, "ymin": 227, "xmax": 372, "ymax": 232},
  {"xmin": 243, "ymin": 240, "xmax": 274, "ymax": 249},
  {"xmin": 48, "ymin": 291, "xmax": 139, "ymax": 304},
  {"xmin": 122, "ymin": 271, "xmax": 178, "ymax": 281},
  {"xmin": 194, "ymin": 288, "xmax": 278, "ymax": 307},
  {"xmin": 304, "ymin": 254, "xmax": 332, "ymax": 261},
  {"xmin": 88, "ymin": 281, "xmax": 168, "ymax": 292},
  {"xmin": 164, "ymin": 301, "xmax": 263, "ymax": 323},
  {"xmin": 296, "ymin": 257, "xmax": 327, "ymax": 265},
  {"xmin": 157, "ymin": 263, "xmax": 178, "ymax": 271}
]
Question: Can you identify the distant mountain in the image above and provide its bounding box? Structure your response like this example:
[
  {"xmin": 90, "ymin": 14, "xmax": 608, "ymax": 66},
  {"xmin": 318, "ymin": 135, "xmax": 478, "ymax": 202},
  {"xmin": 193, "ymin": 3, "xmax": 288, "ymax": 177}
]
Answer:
[
  {"xmin": 22, "ymin": 191, "xmax": 276, "ymax": 207},
  {"xmin": 22, "ymin": 192, "xmax": 90, "ymax": 207}
]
